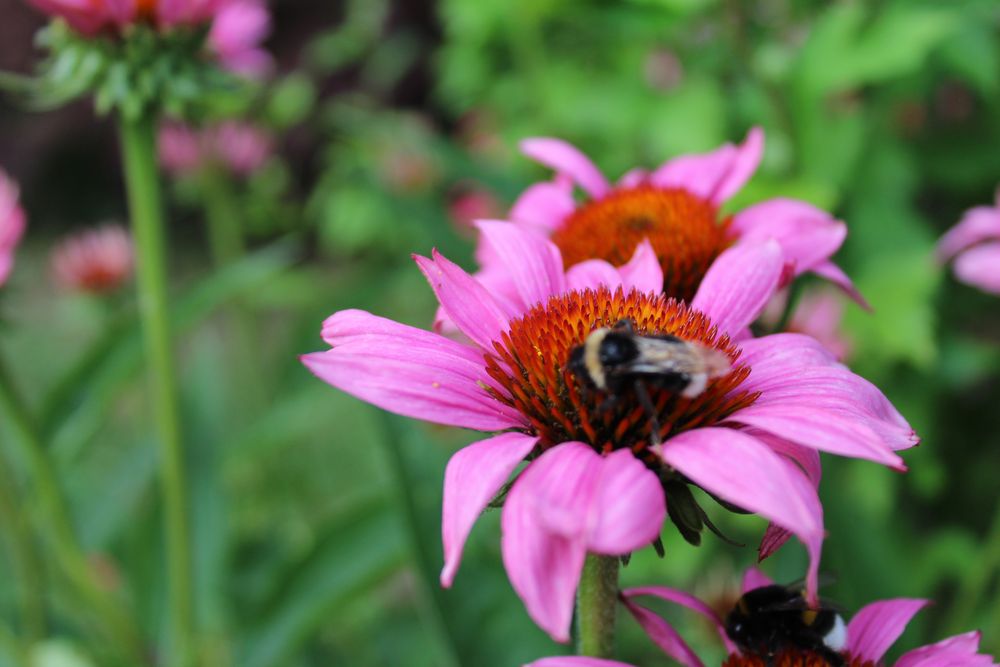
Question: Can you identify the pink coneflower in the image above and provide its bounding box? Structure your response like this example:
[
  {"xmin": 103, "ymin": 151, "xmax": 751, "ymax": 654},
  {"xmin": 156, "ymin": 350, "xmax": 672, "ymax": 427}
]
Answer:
[
  {"xmin": 208, "ymin": 0, "xmax": 273, "ymax": 78},
  {"xmin": 762, "ymin": 288, "xmax": 852, "ymax": 361},
  {"xmin": 0, "ymin": 169, "xmax": 27, "ymax": 288},
  {"xmin": 27, "ymin": 0, "xmax": 222, "ymax": 35},
  {"xmin": 491, "ymin": 129, "xmax": 864, "ymax": 306},
  {"xmin": 301, "ymin": 224, "xmax": 915, "ymax": 642},
  {"xmin": 527, "ymin": 570, "xmax": 995, "ymax": 667},
  {"xmin": 936, "ymin": 190, "xmax": 1000, "ymax": 295},
  {"xmin": 51, "ymin": 225, "xmax": 134, "ymax": 294},
  {"xmin": 158, "ymin": 120, "xmax": 272, "ymax": 176}
]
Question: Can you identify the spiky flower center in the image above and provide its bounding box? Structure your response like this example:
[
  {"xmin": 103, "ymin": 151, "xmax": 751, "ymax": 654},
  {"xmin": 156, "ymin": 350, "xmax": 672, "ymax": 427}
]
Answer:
[
  {"xmin": 551, "ymin": 185, "xmax": 730, "ymax": 301},
  {"xmin": 484, "ymin": 286, "xmax": 756, "ymax": 462},
  {"xmin": 723, "ymin": 650, "xmax": 876, "ymax": 667}
]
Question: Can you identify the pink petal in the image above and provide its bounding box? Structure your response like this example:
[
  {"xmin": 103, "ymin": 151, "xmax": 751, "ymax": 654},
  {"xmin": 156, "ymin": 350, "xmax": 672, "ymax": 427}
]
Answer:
[
  {"xmin": 936, "ymin": 205, "xmax": 1000, "ymax": 261},
  {"xmin": 618, "ymin": 167, "xmax": 649, "ymax": 188},
  {"xmin": 737, "ymin": 332, "xmax": 839, "ymax": 369},
  {"xmin": 520, "ymin": 138, "xmax": 610, "ymax": 198},
  {"xmin": 621, "ymin": 598, "xmax": 703, "ymax": 667},
  {"xmin": 811, "ymin": 260, "xmax": 871, "ymax": 310},
  {"xmin": 566, "ymin": 259, "xmax": 624, "ymax": 292},
  {"xmin": 651, "ymin": 127, "xmax": 764, "ymax": 204},
  {"xmin": 727, "ymin": 405, "xmax": 906, "ymax": 469},
  {"xmin": 954, "ymin": 242, "xmax": 1000, "ymax": 294},
  {"xmin": 731, "ymin": 198, "xmax": 847, "ymax": 275},
  {"xmin": 847, "ymin": 598, "xmax": 929, "ymax": 663},
  {"xmin": 586, "ymin": 450, "xmax": 665, "ymax": 554},
  {"xmin": 415, "ymin": 249, "xmax": 511, "ymax": 351},
  {"xmin": 618, "ymin": 239, "xmax": 664, "ymax": 294},
  {"xmin": 741, "ymin": 567, "xmax": 774, "ymax": 593},
  {"xmin": 525, "ymin": 659, "xmax": 635, "ymax": 667},
  {"xmin": 510, "ymin": 180, "xmax": 577, "ymax": 231},
  {"xmin": 475, "ymin": 221, "xmax": 566, "ymax": 310},
  {"xmin": 659, "ymin": 427, "xmax": 824, "ymax": 603},
  {"xmin": 896, "ymin": 631, "xmax": 996, "ymax": 667},
  {"xmin": 501, "ymin": 443, "xmax": 602, "ymax": 642},
  {"xmin": 623, "ymin": 586, "xmax": 736, "ymax": 654},
  {"xmin": 691, "ymin": 240, "xmax": 784, "ymax": 337},
  {"xmin": 441, "ymin": 433, "xmax": 539, "ymax": 587},
  {"xmin": 301, "ymin": 312, "xmax": 523, "ymax": 431},
  {"xmin": 758, "ymin": 523, "xmax": 792, "ymax": 561}
]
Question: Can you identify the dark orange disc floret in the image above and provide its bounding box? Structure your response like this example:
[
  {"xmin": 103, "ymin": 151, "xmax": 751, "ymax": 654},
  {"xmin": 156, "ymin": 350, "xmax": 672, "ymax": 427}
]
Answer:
[
  {"xmin": 723, "ymin": 650, "xmax": 877, "ymax": 667},
  {"xmin": 551, "ymin": 185, "xmax": 730, "ymax": 302},
  {"xmin": 484, "ymin": 286, "xmax": 757, "ymax": 462}
]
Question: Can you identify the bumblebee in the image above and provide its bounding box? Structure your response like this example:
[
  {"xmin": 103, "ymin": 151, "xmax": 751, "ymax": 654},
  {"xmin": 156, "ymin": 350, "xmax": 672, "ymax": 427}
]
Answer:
[{"xmin": 725, "ymin": 584, "xmax": 847, "ymax": 666}]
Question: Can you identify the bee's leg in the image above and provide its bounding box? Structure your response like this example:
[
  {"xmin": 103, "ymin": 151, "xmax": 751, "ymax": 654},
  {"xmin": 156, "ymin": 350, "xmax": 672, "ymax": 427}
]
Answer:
[{"xmin": 633, "ymin": 380, "xmax": 662, "ymax": 447}]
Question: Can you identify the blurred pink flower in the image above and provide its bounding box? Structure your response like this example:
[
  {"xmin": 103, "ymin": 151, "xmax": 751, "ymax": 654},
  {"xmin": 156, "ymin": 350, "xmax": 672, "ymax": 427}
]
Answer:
[
  {"xmin": 937, "ymin": 191, "xmax": 1000, "ymax": 295},
  {"xmin": 448, "ymin": 186, "xmax": 503, "ymax": 234},
  {"xmin": 0, "ymin": 169, "xmax": 27, "ymax": 288},
  {"xmin": 51, "ymin": 225, "xmax": 134, "ymax": 294},
  {"xmin": 761, "ymin": 288, "xmax": 852, "ymax": 361},
  {"xmin": 486, "ymin": 129, "xmax": 865, "ymax": 307},
  {"xmin": 28, "ymin": 0, "xmax": 223, "ymax": 34},
  {"xmin": 158, "ymin": 120, "xmax": 272, "ymax": 176},
  {"xmin": 302, "ymin": 225, "xmax": 915, "ymax": 642},
  {"xmin": 208, "ymin": 0, "xmax": 273, "ymax": 78},
  {"xmin": 553, "ymin": 570, "xmax": 996, "ymax": 667}
]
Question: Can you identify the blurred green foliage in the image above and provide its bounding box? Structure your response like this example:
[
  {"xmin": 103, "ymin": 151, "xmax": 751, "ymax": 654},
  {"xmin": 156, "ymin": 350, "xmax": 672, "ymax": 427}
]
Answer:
[{"xmin": 2, "ymin": 0, "xmax": 1000, "ymax": 665}]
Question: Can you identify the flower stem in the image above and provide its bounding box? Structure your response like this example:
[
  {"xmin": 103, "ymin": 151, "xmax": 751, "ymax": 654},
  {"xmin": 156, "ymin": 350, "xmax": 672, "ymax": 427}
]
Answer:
[
  {"xmin": 119, "ymin": 111, "xmax": 195, "ymax": 666},
  {"xmin": 200, "ymin": 166, "xmax": 246, "ymax": 268},
  {"xmin": 576, "ymin": 554, "xmax": 620, "ymax": 658},
  {"xmin": 0, "ymin": 353, "xmax": 144, "ymax": 661}
]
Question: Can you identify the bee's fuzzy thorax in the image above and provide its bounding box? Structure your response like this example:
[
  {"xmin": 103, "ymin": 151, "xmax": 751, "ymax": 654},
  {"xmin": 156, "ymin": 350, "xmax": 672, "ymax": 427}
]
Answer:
[{"xmin": 484, "ymin": 286, "xmax": 756, "ymax": 460}]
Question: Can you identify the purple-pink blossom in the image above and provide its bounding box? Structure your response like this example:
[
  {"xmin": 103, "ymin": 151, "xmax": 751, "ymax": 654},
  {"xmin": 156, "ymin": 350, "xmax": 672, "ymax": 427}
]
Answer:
[
  {"xmin": 159, "ymin": 120, "xmax": 273, "ymax": 176},
  {"xmin": 484, "ymin": 129, "xmax": 865, "ymax": 308},
  {"xmin": 524, "ymin": 569, "xmax": 996, "ymax": 666},
  {"xmin": 937, "ymin": 190, "xmax": 1000, "ymax": 295},
  {"xmin": 301, "ymin": 222, "xmax": 915, "ymax": 642},
  {"xmin": 208, "ymin": 0, "xmax": 273, "ymax": 78},
  {"xmin": 0, "ymin": 169, "xmax": 27, "ymax": 288},
  {"xmin": 51, "ymin": 225, "xmax": 134, "ymax": 294}
]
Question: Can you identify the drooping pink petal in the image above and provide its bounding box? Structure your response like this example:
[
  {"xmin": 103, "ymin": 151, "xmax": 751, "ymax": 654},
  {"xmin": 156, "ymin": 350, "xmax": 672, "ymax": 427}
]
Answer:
[
  {"xmin": 896, "ymin": 631, "xmax": 996, "ymax": 667},
  {"xmin": 659, "ymin": 427, "xmax": 824, "ymax": 603},
  {"xmin": 691, "ymin": 240, "xmax": 783, "ymax": 337},
  {"xmin": 953, "ymin": 242, "xmax": 1000, "ymax": 294},
  {"xmin": 731, "ymin": 198, "xmax": 847, "ymax": 275},
  {"xmin": 510, "ymin": 180, "xmax": 577, "ymax": 231},
  {"xmin": 520, "ymin": 138, "xmax": 610, "ymax": 198},
  {"xmin": 525, "ymin": 658, "xmax": 635, "ymax": 667},
  {"xmin": 302, "ymin": 311, "xmax": 522, "ymax": 430},
  {"xmin": 741, "ymin": 567, "xmax": 774, "ymax": 593},
  {"xmin": 618, "ymin": 239, "xmax": 664, "ymax": 295},
  {"xmin": 727, "ymin": 405, "xmax": 906, "ymax": 469},
  {"xmin": 623, "ymin": 587, "xmax": 736, "ymax": 654},
  {"xmin": 650, "ymin": 127, "xmax": 764, "ymax": 204},
  {"xmin": 475, "ymin": 221, "xmax": 566, "ymax": 309},
  {"xmin": 621, "ymin": 598, "xmax": 703, "ymax": 667},
  {"xmin": 441, "ymin": 433, "xmax": 538, "ymax": 587},
  {"xmin": 501, "ymin": 443, "xmax": 602, "ymax": 642},
  {"xmin": 936, "ymin": 205, "xmax": 1000, "ymax": 261},
  {"xmin": 566, "ymin": 260, "xmax": 624, "ymax": 293},
  {"xmin": 847, "ymin": 598, "xmax": 929, "ymax": 663},
  {"xmin": 618, "ymin": 167, "xmax": 649, "ymax": 188},
  {"xmin": 811, "ymin": 260, "xmax": 871, "ymax": 310},
  {"xmin": 415, "ymin": 250, "xmax": 511, "ymax": 351},
  {"xmin": 586, "ymin": 450, "xmax": 665, "ymax": 554}
]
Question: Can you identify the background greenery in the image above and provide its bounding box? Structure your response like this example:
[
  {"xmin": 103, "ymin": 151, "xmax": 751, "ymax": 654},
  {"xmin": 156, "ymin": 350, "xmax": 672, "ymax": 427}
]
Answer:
[{"xmin": 1, "ymin": 0, "xmax": 999, "ymax": 665}]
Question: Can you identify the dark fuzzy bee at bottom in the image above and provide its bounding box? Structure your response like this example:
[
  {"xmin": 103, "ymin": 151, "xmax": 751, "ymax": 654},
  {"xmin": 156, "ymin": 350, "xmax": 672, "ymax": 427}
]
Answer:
[{"xmin": 725, "ymin": 584, "xmax": 847, "ymax": 667}]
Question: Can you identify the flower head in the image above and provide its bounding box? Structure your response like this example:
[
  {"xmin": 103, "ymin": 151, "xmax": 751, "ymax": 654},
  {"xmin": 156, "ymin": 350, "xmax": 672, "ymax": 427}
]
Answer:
[
  {"xmin": 0, "ymin": 169, "xmax": 27, "ymax": 288},
  {"xmin": 544, "ymin": 570, "xmax": 996, "ymax": 667},
  {"xmin": 302, "ymin": 225, "xmax": 914, "ymax": 642},
  {"xmin": 51, "ymin": 225, "xmax": 134, "ymax": 294},
  {"xmin": 28, "ymin": 0, "xmax": 224, "ymax": 35},
  {"xmin": 208, "ymin": 0, "xmax": 273, "ymax": 78},
  {"xmin": 936, "ymin": 189, "xmax": 1000, "ymax": 295},
  {"xmin": 487, "ymin": 129, "xmax": 865, "ymax": 307},
  {"xmin": 158, "ymin": 120, "xmax": 272, "ymax": 176}
]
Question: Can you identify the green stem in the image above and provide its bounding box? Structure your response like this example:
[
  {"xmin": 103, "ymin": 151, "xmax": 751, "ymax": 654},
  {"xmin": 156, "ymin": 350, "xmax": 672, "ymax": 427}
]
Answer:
[
  {"xmin": 0, "ymin": 451, "xmax": 45, "ymax": 645},
  {"xmin": 119, "ymin": 112, "xmax": 195, "ymax": 667},
  {"xmin": 0, "ymin": 354, "xmax": 144, "ymax": 661},
  {"xmin": 576, "ymin": 554, "xmax": 620, "ymax": 658},
  {"xmin": 200, "ymin": 166, "xmax": 246, "ymax": 268}
]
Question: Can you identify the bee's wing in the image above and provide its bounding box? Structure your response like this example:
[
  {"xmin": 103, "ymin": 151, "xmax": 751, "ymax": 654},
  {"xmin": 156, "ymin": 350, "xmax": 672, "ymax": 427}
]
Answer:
[{"xmin": 611, "ymin": 337, "xmax": 701, "ymax": 376}]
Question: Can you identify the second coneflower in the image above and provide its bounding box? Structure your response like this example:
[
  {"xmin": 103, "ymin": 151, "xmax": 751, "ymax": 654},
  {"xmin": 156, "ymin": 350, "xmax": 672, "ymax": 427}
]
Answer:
[{"xmin": 302, "ymin": 223, "xmax": 915, "ymax": 642}]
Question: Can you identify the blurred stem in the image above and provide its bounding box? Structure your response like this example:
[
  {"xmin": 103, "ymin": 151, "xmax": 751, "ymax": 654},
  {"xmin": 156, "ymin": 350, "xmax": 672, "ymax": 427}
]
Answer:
[
  {"xmin": 0, "ymin": 452, "xmax": 45, "ymax": 645},
  {"xmin": 0, "ymin": 353, "xmax": 144, "ymax": 662},
  {"xmin": 119, "ymin": 111, "xmax": 196, "ymax": 667},
  {"xmin": 773, "ymin": 279, "xmax": 804, "ymax": 333},
  {"xmin": 377, "ymin": 415, "xmax": 460, "ymax": 667},
  {"xmin": 576, "ymin": 554, "xmax": 619, "ymax": 658},
  {"xmin": 950, "ymin": 498, "xmax": 1000, "ymax": 634}
]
